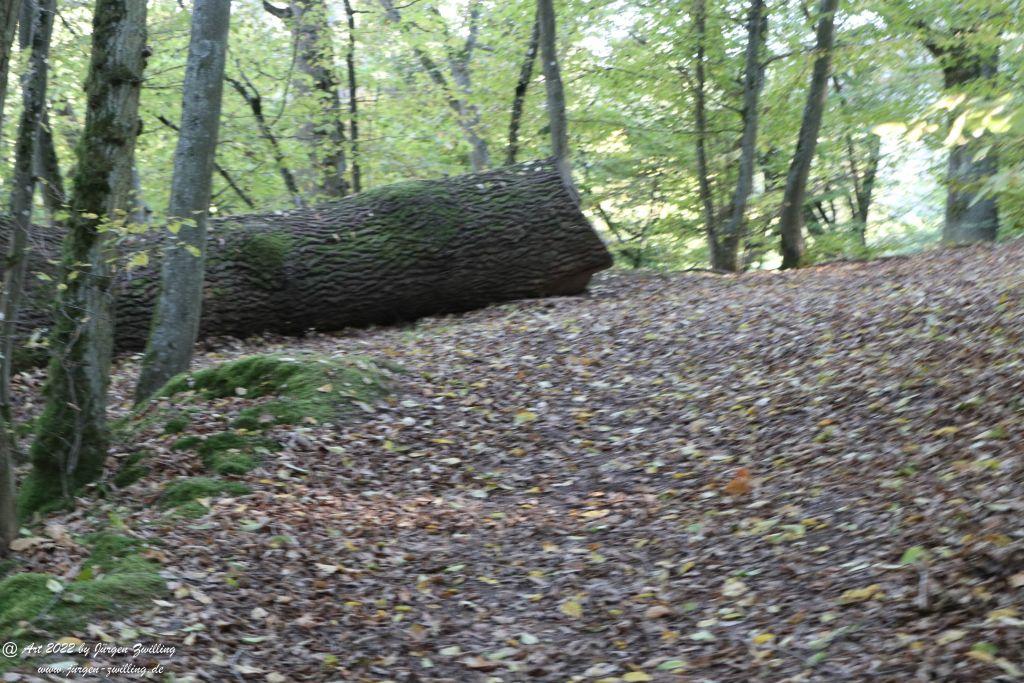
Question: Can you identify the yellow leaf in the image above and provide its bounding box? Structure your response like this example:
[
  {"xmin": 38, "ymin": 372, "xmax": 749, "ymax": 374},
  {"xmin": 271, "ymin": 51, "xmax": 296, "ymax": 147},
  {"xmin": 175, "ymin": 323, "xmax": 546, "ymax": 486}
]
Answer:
[
  {"xmin": 582, "ymin": 509, "xmax": 610, "ymax": 519},
  {"xmin": 838, "ymin": 584, "xmax": 884, "ymax": 605},
  {"xmin": 753, "ymin": 633, "xmax": 775, "ymax": 645},
  {"xmin": 126, "ymin": 251, "xmax": 149, "ymax": 270},
  {"xmin": 514, "ymin": 410, "xmax": 538, "ymax": 425},
  {"xmin": 560, "ymin": 599, "xmax": 583, "ymax": 619},
  {"xmin": 623, "ymin": 673, "xmax": 652, "ymax": 682},
  {"xmin": 316, "ymin": 383, "xmax": 333, "ymax": 393}
]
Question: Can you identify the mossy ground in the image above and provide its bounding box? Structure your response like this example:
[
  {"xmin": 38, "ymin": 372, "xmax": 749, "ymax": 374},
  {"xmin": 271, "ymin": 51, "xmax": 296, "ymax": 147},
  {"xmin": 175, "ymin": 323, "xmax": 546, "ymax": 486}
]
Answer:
[
  {"xmin": 192, "ymin": 431, "xmax": 275, "ymax": 475},
  {"xmin": 0, "ymin": 532, "xmax": 165, "ymax": 672},
  {"xmin": 112, "ymin": 450, "xmax": 151, "ymax": 488},
  {"xmin": 161, "ymin": 353, "xmax": 390, "ymax": 423},
  {"xmin": 159, "ymin": 477, "xmax": 250, "ymax": 507}
]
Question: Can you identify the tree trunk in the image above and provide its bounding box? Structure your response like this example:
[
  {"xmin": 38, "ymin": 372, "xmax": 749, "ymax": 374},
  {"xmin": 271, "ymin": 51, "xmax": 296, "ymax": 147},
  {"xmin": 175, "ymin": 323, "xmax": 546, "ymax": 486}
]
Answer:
[
  {"xmin": 0, "ymin": 0, "xmax": 53, "ymax": 556},
  {"xmin": 939, "ymin": 48, "xmax": 999, "ymax": 243},
  {"xmin": 778, "ymin": 0, "xmax": 839, "ymax": 270},
  {"xmin": 23, "ymin": 0, "xmax": 147, "ymax": 515},
  {"xmin": 506, "ymin": 13, "xmax": 539, "ymax": 166},
  {"xmin": 0, "ymin": 0, "xmax": 20, "ymax": 147},
  {"xmin": 377, "ymin": 0, "xmax": 491, "ymax": 172},
  {"xmin": 135, "ymin": 0, "xmax": 231, "ymax": 402},
  {"xmin": 343, "ymin": 0, "xmax": 361, "ymax": 192},
  {"xmin": 35, "ymin": 107, "xmax": 65, "ymax": 223},
  {"xmin": 691, "ymin": 0, "xmax": 719, "ymax": 270},
  {"xmin": 847, "ymin": 132, "xmax": 880, "ymax": 246},
  {"xmin": 6, "ymin": 161, "xmax": 612, "ymax": 365},
  {"xmin": 716, "ymin": 0, "xmax": 766, "ymax": 272},
  {"xmin": 265, "ymin": 0, "xmax": 348, "ymax": 198},
  {"xmin": 536, "ymin": 0, "xmax": 572, "ymax": 195}
]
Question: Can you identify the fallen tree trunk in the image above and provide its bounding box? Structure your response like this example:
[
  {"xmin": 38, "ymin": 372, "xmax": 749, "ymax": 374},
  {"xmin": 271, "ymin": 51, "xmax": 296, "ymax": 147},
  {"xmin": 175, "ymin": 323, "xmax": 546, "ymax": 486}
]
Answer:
[{"xmin": 5, "ymin": 159, "xmax": 612, "ymax": 361}]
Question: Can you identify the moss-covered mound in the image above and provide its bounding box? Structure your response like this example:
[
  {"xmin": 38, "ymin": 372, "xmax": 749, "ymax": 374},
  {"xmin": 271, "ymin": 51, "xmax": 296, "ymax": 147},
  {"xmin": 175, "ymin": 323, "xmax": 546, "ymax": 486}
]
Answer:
[
  {"xmin": 162, "ymin": 353, "xmax": 392, "ymax": 427},
  {"xmin": 0, "ymin": 533, "xmax": 165, "ymax": 671}
]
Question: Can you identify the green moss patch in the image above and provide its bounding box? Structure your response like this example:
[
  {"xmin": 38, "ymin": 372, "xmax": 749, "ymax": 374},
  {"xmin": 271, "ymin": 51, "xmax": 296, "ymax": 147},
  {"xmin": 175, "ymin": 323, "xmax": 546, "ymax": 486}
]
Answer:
[
  {"xmin": 163, "ymin": 414, "xmax": 190, "ymax": 434},
  {"xmin": 237, "ymin": 232, "xmax": 293, "ymax": 289},
  {"xmin": 169, "ymin": 431, "xmax": 274, "ymax": 475},
  {"xmin": 163, "ymin": 353, "xmax": 392, "ymax": 428},
  {"xmin": 172, "ymin": 435, "xmax": 202, "ymax": 451},
  {"xmin": 171, "ymin": 501, "xmax": 210, "ymax": 519},
  {"xmin": 159, "ymin": 477, "xmax": 250, "ymax": 508},
  {"xmin": 0, "ymin": 533, "xmax": 165, "ymax": 670},
  {"xmin": 112, "ymin": 450, "xmax": 151, "ymax": 488}
]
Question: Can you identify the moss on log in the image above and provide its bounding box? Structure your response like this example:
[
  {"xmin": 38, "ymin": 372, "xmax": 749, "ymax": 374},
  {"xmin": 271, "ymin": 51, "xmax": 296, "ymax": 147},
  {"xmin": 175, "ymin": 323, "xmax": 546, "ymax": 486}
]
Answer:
[{"xmin": 3, "ymin": 159, "xmax": 611, "ymax": 356}]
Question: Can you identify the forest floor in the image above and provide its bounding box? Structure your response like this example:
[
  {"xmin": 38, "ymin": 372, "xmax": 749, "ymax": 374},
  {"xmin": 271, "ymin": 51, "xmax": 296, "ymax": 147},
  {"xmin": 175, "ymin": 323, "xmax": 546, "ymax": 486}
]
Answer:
[{"xmin": 5, "ymin": 242, "xmax": 1024, "ymax": 682}]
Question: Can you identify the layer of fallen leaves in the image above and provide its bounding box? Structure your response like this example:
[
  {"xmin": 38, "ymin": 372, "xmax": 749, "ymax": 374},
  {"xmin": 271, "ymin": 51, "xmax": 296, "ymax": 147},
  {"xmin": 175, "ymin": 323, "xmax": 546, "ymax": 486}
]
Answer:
[{"xmin": 6, "ymin": 242, "xmax": 1024, "ymax": 682}]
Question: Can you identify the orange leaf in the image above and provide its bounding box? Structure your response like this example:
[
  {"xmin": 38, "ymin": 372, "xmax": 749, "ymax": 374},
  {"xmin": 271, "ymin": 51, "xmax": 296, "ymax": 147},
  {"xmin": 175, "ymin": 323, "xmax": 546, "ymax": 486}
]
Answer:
[{"xmin": 723, "ymin": 467, "xmax": 752, "ymax": 496}]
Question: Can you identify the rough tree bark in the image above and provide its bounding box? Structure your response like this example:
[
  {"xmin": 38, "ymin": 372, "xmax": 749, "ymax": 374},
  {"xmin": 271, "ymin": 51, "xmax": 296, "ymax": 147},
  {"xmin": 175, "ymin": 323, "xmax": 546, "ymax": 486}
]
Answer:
[
  {"xmin": 5, "ymin": 161, "xmax": 612, "ymax": 362},
  {"xmin": 265, "ymin": 0, "xmax": 348, "ymax": 198},
  {"xmin": 716, "ymin": 0, "xmax": 766, "ymax": 272},
  {"xmin": 135, "ymin": 0, "xmax": 231, "ymax": 402},
  {"xmin": 506, "ymin": 12, "xmax": 539, "ymax": 166},
  {"xmin": 0, "ymin": 0, "xmax": 53, "ymax": 556},
  {"xmin": 536, "ymin": 0, "xmax": 573, "ymax": 195},
  {"xmin": 777, "ymin": 0, "xmax": 839, "ymax": 270},
  {"xmin": 23, "ymin": 0, "xmax": 147, "ymax": 514}
]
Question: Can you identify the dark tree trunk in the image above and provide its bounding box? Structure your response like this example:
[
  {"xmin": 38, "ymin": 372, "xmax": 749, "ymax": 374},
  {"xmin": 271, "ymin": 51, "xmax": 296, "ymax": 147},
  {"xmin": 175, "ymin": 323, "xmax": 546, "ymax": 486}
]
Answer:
[
  {"xmin": 691, "ymin": 0, "xmax": 719, "ymax": 270},
  {"xmin": 778, "ymin": 0, "xmax": 839, "ymax": 270},
  {"xmin": 4, "ymin": 160, "xmax": 612, "ymax": 360},
  {"xmin": 847, "ymin": 132, "xmax": 880, "ymax": 246},
  {"xmin": 938, "ymin": 48, "xmax": 999, "ymax": 243},
  {"xmin": 24, "ymin": 0, "xmax": 147, "ymax": 514},
  {"xmin": 506, "ymin": 14, "xmax": 539, "ymax": 166},
  {"xmin": 35, "ymin": 107, "xmax": 65, "ymax": 222},
  {"xmin": 717, "ymin": 0, "xmax": 766, "ymax": 272},
  {"xmin": 265, "ymin": 0, "xmax": 349, "ymax": 198},
  {"xmin": 0, "ymin": 0, "xmax": 53, "ymax": 556},
  {"xmin": 343, "ymin": 0, "xmax": 361, "ymax": 192},
  {"xmin": 0, "ymin": 0, "xmax": 20, "ymax": 147}
]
